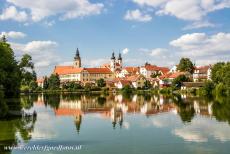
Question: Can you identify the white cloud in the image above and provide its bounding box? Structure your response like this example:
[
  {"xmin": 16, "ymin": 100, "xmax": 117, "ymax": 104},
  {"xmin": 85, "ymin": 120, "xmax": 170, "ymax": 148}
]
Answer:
[
  {"xmin": 0, "ymin": 6, "xmax": 28, "ymax": 22},
  {"xmin": 173, "ymin": 117, "xmax": 230, "ymax": 142},
  {"xmin": 122, "ymin": 48, "xmax": 129, "ymax": 55},
  {"xmin": 0, "ymin": 31, "xmax": 26, "ymax": 39},
  {"xmin": 5, "ymin": 0, "xmax": 104, "ymax": 22},
  {"xmin": 183, "ymin": 21, "xmax": 216, "ymax": 30},
  {"xmin": 82, "ymin": 58, "xmax": 108, "ymax": 67},
  {"xmin": 132, "ymin": 0, "xmax": 230, "ymax": 29},
  {"xmin": 10, "ymin": 40, "xmax": 61, "ymax": 76},
  {"xmin": 124, "ymin": 9, "xmax": 152, "ymax": 22},
  {"xmin": 149, "ymin": 48, "xmax": 168, "ymax": 56},
  {"xmin": 140, "ymin": 32, "xmax": 230, "ymax": 66},
  {"xmin": 170, "ymin": 32, "xmax": 230, "ymax": 57},
  {"xmin": 133, "ymin": 0, "xmax": 168, "ymax": 7}
]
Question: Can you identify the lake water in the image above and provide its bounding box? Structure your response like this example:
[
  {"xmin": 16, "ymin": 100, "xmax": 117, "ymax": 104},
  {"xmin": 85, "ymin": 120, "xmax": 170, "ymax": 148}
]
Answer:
[{"xmin": 0, "ymin": 93, "xmax": 230, "ymax": 154}]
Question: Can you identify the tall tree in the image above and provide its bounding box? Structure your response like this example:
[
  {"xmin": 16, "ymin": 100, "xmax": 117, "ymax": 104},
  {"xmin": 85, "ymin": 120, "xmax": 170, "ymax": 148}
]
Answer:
[
  {"xmin": 19, "ymin": 54, "xmax": 37, "ymax": 87},
  {"xmin": 0, "ymin": 41, "xmax": 21, "ymax": 97},
  {"xmin": 48, "ymin": 74, "xmax": 60, "ymax": 90},
  {"xmin": 177, "ymin": 58, "xmax": 194, "ymax": 74},
  {"xmin": 43, "ymin": 76, "xmax": 49, "ymax": 90}
]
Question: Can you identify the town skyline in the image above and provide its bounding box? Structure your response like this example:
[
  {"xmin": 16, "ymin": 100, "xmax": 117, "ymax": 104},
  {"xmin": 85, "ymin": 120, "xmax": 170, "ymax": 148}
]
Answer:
[{"xmin": 1, "ymin": 0, "xmax": 230, "ymax": 76}]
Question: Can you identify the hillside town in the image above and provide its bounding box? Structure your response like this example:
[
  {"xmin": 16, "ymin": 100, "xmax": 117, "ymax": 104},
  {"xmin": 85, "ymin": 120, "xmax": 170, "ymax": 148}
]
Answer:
[{"xmin": 37, "ymin": 48, "xmax": 211, "ymax": 90}]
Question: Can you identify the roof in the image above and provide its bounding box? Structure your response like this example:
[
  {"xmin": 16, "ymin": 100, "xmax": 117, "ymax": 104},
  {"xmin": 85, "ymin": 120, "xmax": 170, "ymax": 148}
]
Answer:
[
  {"xmin": 126, "ymin": 75, "xmax": 144, "ymax": 82},
  {"xmin": 84, "ymin": 68, "xmax": 112, "ymax": 74},
  {"xmin": 115, "ymin": 79, "xmax": 131, "ymax": 86},
  {"xmin": 158, "ymin": 67, "xmax": 170, "ymax": 74},
  {"xmin": 142, "ymin": 64, "xmax": 158, "ymax": 71},
  {"xmin": 54, "ymin": 66, "xmax": 83, "ymax": 75},
  {"xmin": 160, "ymin": 72, "xmax": 187, "ymax": 79},
  {"xmin": 142, "ymin": 64, "xmax": 169, "ymax": 73},
  {"xmin": 182, "ymin": 82, "xmax": 205, "ymax": 88},
  {"xmin": 124, "ymin": 67, "xmax": 139, "ymax": 73},
  {"xmin": 194, "ymin": 65, "xmax": 211, "ymax": 73}
]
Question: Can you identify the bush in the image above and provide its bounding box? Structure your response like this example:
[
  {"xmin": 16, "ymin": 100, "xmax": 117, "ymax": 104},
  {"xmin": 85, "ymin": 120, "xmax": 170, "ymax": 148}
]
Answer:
[
  {"xmin": 214, "ymin": 83, "xmax": 227, "ymax": 96},
  {"xmin": 121, "ymin": 85, "xmax": 133, "ymax": 94},
  {"xmin": 199, "ymin": 81, "xmax": 215, "ymax": 96}
]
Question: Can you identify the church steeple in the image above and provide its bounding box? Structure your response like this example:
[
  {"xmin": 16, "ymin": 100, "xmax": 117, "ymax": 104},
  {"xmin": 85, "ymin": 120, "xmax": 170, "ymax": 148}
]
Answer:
[
  {"xmin": 111, "ymin": 52, "xmax": 115, "ymax": 60},
  {"xmin": 74, "ymin": 48, "xmax": 81, "ymax": 68},
  {"xmin": 75, "ymin": 48, "xmax": 80, "ymax": 59},
  {"xmin": 118, "ymin": 53, "xmax": 122, "ymax": 60}
]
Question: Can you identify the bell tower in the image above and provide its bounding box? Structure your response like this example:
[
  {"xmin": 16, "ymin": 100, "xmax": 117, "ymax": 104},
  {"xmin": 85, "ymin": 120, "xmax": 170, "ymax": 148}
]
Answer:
[
  {"xmin": 74, "ymin": 48, "xmax": 81, "ymax": 68},
  {"xmin": 118, "ymin": 52, "xmax": 122, "ymax": 68}
]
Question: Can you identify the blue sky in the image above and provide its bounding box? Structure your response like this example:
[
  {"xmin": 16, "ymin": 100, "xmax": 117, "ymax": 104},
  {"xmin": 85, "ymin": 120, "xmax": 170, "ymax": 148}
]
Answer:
[{"xmin": 1, "ymin": 0, "xmax": 230, "ymax": 76}]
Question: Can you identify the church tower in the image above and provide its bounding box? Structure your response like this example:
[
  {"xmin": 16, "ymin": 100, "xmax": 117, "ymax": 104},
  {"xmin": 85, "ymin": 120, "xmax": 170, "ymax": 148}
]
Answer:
[
  {"xmin": 118, "ymin": 53, "xmax": 122, "ymax": 68},
  {"xmin": 110, "ymin": 52, "xmax": 116, "ymax": 72},
  {"xmin": 74, "ymin": 48, "xmax": 81, "ymax": 68}
]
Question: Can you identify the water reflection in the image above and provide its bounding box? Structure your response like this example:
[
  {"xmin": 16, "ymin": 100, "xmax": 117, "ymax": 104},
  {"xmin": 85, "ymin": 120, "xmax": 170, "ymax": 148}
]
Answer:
[
  {"xmin": 1, "ymin": 93, "xmax": 230, "ymax": 154},
  {"xmin": 33, "ymin": 93, "xmax": 227, "ymax": 131}
]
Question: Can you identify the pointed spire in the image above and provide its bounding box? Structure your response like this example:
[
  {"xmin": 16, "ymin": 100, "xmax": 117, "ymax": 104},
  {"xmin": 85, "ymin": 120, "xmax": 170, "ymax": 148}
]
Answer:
[
  {"xmin": 75, "ymin": 48, "xmax": 80, "ymax": 59},
  {"xmin": 111, "ymin": 52, "xmax": 115, "ymax": 60},
  {"xmin": 118, "ymin": 52, "xmax": 122, "ymax": 60}
]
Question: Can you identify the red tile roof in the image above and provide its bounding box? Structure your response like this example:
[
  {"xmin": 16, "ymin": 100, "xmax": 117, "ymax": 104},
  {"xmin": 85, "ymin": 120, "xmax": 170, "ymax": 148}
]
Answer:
[
  {"xmin": 142, "ymin": 64, "xmax": 169, "ymax": 74},
  {"xmin": 126, "ymin": 74, "xmax": 143, "ymax": 82},
  {"xmin": 194, "ymin": 65, "xmax": 211, "ymax": 73},
  {"xmin": 124, "ymin": 67, "xmax": 139, "ymax": 73},
  {"xmin": 54, "ymin": 66, "xmax": 83, "ymax": 75},
  {"xmin": 158, "ymin": 67, "xmax": 170, "ymax": 74},
  {"xmin": 84, "ymin": 68, "xmax": 112, "ymax": 74},
  {"xmin": 160, "ymin": 72, "xmax": 186, "ymax": 79}
]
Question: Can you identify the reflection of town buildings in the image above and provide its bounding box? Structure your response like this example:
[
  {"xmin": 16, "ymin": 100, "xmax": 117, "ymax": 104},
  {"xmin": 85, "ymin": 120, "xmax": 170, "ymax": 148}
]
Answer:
[{"xmin": 35, "ymin": 94, "xmax": 214, "ymax": 131}]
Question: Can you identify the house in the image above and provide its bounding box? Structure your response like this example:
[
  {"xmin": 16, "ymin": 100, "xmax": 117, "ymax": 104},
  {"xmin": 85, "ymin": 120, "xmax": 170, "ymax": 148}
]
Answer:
[
  {"xmin": 126, "ymin": 75, "xmax": 146, "ymax": 88},
  {"xmin": 181, "ymin": 82, "xmax": 205, "ymax": 90},
  {"xmin": 159, "ymin": 72, "xmax": 191, "ymax": 88},
  {"xmin": 146, "ymin": 78, "xmax": 160, "ymax": 88},
  {"xmin": 169, "ymin": 65, "xmax": 178, "ymax": 73},
  {"xmin": 193, "ymin": 65, "xmax": 211, "ymax": 82},
  {"xmin": 36, "ymin": 77, "xmax": 45, "ymax": 88},
  {"xmin": 118, "ymin": 67, "xmax": 139, "ymax": 78},
  {"xmin": 114, "ymin": 79, "xmax": 131, "ymax": 89},
  {"xmin": 140, "ymin": 63, "xmax": 169, "ymax": 78}
]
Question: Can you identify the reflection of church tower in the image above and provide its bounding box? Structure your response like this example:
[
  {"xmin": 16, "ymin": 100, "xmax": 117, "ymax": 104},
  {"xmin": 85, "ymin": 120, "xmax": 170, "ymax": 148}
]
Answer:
[
  {"xmin": 74, "ymin": 48, "xmax": 81, "ymax": 68},
  {"xmin": 75, "ymin": 115, "xmax": 82, "ymax": 134}
]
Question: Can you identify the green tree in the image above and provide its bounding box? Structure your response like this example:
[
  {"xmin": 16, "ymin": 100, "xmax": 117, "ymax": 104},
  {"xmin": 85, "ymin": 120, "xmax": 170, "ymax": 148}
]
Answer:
[
  {"xmin": 211, "ymin": 62, "xmax": 225, "ymax": 84},
  {"xmin": 0, "ymin": 41, "xmax": 21, "ymax": 97},
  {"xmin": 43, "ymin": 76, "xmax": 49, "ymax": 90},
  {"xmin": 19, "ymin": 54, "xmax": 37, "ymax": 89},
  {"xmin": 144, "ymin": 80, "xmax": 152, "ymax": 89},
  {"xmin": 200, "ymin": 80, "xmax": 215, "ymax": 96},
  {"xmin": 211, "ymin": 62, "xmax": 230, "ymax": 95},
  {"xmin": 96, "ymin": 78, "xmax": 106, "ymax": 87},
  {"xmin": 177, "ymin": 58, "xmax": 194, "ymax": 73},
  {"xmin": 48, "ymin": 74, "xmax": 60, "ymax": 90},
  {"xmin": 172, "ymin": 75, "xmax": 190, "ymax": 89}
]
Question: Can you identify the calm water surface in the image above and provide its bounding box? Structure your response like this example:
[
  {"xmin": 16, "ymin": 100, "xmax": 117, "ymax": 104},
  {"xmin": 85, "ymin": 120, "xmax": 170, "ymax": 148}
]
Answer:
[{"xmin": 0, "ymin": 94, "xmax": 230, "ymax": 154}]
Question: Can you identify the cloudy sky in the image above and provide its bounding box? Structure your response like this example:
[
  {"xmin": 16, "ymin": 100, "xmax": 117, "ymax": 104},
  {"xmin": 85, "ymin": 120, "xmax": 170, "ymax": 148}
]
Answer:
[{"xmin": 1, "ymin": 0, "xmax": 230, "ymax": 76}]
